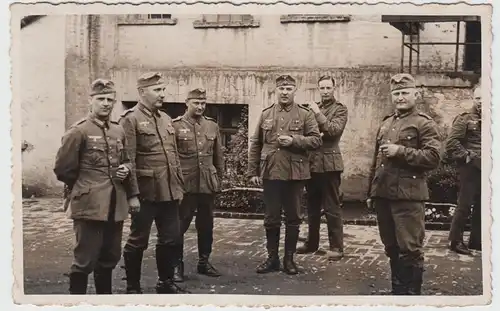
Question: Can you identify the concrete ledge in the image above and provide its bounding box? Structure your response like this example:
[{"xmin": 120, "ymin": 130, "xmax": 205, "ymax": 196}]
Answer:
[{"xmin": 212, "ymin": 211, "xmax": 466, "ymax": 231}]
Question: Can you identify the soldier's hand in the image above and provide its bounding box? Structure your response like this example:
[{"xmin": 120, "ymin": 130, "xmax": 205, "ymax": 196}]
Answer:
[
  {"xmin": 116, "ymin": 164, "xmax": 130, "ymax": 181},
  {"xmin": 308, "ymin": 101, "xmax": 320, "ymax": 114},
  {"xmin": 380, "ymin": 144, "xmax": 400, "ymax": 158},
  {"xmin": 278, "ymin": 135, "xmax": 293, "ymax": 147},
  {"xmin": 128, "ymin": 196, "xmax": 141, "ymax": 214},
  {"xmin": 366, "ymin": 198, "xmax": 373, "ymax": 210},
  {"xmin": 249, "ymin": 176, "xmax": 262, "ymax": 187}
]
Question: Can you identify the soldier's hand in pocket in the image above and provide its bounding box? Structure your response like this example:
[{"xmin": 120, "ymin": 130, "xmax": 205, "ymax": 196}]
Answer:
[
  {"xmin": 128, "ymin": 196, "xmax": 141, "ymax": 214},
  {"xmin": 116, "ymin": 164, "xmax": 130, "ymax": 181}
]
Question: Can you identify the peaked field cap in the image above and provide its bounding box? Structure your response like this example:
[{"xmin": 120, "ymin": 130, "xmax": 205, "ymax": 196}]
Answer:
[
  {"xmin": 137, "ymin": 72, "xmax": 165, "ymax": 88},
  {"xmin": 276, "ymin": 75, "xmax": 296, "ymax": 87},
  {"xmin": 390, "ymin": 73, "xmax": 417, "ymax": 91},
  {"xmin": 187, "ymin": 88, "xmax": 207, "ymax": 100},
  {"xmin": 90, "ymin": 79, "xmax": 116, "ymax": 96}
]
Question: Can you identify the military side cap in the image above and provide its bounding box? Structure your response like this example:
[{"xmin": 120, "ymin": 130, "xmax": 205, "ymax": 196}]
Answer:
[
  {"xmin": 276, "ymin": 75, "xmax": 296, "ymax": 87},
  {"xmin": 90, "ymin": 79, "xmax": 116, "ymax": 96},
  {"xmin": 187, "ymin": 88, "xmax": 207, "ymax": 100},
  {"xmin": 390, "ymin": 73, "xmax": 416, "ymax": 91},
  {"xmin": 137, "ymin": 72, "xmax": 165, "ymax": 88}
]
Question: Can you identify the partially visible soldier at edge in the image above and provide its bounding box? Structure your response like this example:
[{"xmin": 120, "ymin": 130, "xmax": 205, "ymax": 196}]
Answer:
[
  {"xmin": 119, "ymin": 72, "xmax": 188, "ymax": 294},
  {"xmin": 247, "ymin": 75, "xmax": 322, "ymax": 275},
  {"xmin": 297, "ymin": 75, "xmax": 348, "ymax": 261},
  {"xmin": 445, "ymin": 83, "xmax": 482, "ymax": 255},
  {"xmin": 54, "ymin": 79, "xmax": 136, "ymax": 295},
  {"xmin": 171, "ymin": 88, "xmax": 224, "ymax": 282},
  {"xmin": 366, "ymin": 73, "xmax": 441, "ymax": 295}
]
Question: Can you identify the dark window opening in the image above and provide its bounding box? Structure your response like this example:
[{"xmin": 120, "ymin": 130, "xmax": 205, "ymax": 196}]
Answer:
[
  {"xmin": 120, "ymin": 101, "xmax": 246, "ymax": 148},
  {"xmin": 148, "ymin": 14, "xmax": 172, "ymax": 19},
  {"xmin": 464, "ymin": 21, "xmax": 481, "ymax": 73}
]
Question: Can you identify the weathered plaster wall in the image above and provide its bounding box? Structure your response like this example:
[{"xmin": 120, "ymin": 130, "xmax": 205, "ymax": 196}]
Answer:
[{"xmin": 21, "ymin": 16, "xmax": 66, "ymax": 196}]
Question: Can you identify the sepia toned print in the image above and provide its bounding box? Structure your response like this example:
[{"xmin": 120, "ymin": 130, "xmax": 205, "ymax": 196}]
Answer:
[{"xmin": 11, "ymin": 1, "xmax": 492, "ymax": 308}]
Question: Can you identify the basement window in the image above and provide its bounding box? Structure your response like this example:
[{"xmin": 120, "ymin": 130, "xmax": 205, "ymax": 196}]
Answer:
[
  {"xmin": 117, "ymin": 14, "xmax": 177, "ymax": 26},
  {"xmin": 280, "ymin": 14, "xmax": 351, "ymax": 23},
  {"xmin": 193, "ymin": 14, "xmax": 260, "ymax": 28}
]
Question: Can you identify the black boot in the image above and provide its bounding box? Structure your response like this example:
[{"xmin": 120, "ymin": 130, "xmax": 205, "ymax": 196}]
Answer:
[
  {"xmin": 389, "ymin": 257, "xmax": 404, "ymax": 295},
  {"xmin": 69, "ymin": 272, "xmax": 88, "ymax": 295},
  {"xmin": 155, "ymin": 245, "xmax": 190, "ymax": 294},
  {"xmin": 94, "ymin": 268, "xmax": 113, "ymax": 294},
  {"xmin": 296, "ymin": 217, "xmax": 320, "ymax": 254},
  {"xmin": 256, "ymin": 228, "xmax": 281, "ymax": 274},
  {"xmin": 450, "ymin": 240, "xmax": 472, "ymax": 255},
  {"xmin": 408, "ymin": 266, "xmax": 424, "ymax": 295},
  {"xmin": 173, "ymin": 244, "xmax": 184, "ymax": 283},
  {"xmin": 197, "ymin": 254, "xmax": 221, "ymax": 277},
  {"xmin": 123, "ymin": 250, "xmax": 143, "ymax": 294},
  {"xmin": 283, "ymin": 226, "xmax": 299, "ymax": 275}
]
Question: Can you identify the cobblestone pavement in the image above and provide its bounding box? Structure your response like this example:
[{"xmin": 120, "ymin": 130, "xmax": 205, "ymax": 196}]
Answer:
[{"xmin": 22, "ymin": 198, "xmax": 483, "ymax": 296}]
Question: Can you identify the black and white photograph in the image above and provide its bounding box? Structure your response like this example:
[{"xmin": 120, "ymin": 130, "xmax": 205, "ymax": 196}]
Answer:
[{"xmin": 9, "ymin": 0, "xmax": 493, "ymax": 308}]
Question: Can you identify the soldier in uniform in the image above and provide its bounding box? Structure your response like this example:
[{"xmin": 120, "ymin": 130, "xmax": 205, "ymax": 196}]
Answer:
[
  {"xmin": 248, "ymin": 75, "xmax": 322, "ymax": 275},
  {"xmin": 171, "ymin": 88, "xmax": 224, "ymax": 282},
  {"xmin": 54, "ymin": 79, "xmax": 137, "ymax": 294},
  {"xmin": 297, "ymin": 75, "xmax": 348, "ymax": 261},
  {"xmin": 119, "ymin": 72, "xmax": 188, "ymax": 294},
  {"xmin": 367, "ymin": 73, "xmax": 441, "ymax": 295},
  {"xmin": 445, "ymin": 84, "xmax": 482, "ymax": 255}
]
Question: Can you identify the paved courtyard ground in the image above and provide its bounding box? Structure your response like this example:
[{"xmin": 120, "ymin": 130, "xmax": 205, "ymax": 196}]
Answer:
[{"xmin": 22, "ymin": 198, "xmax": 483, "ymax": 296}]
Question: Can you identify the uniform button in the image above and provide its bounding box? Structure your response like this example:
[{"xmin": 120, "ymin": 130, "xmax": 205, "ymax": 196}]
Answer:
[
  {"xmin": 93, "ymin": 146, "xmax": 96, "ymax": 149},
  {"xmin": 387, "ymin": 140, "xmax": 391, "ymax": 143},
  {"xmin": 392, "ymin": 128, "xmax": 395, "ymax": 131},
  {"xmin": 280, "ymin": 128, "xmax": 283, "ymax": 131},
  {"xmin": 197, "ymin": 132, "xmax": 200, "ymax": 135},
  {"xmin": 277, "ymin": 148, "xmax": 280, "ymax": 151},
  {"xmin": 199, "ymin": 142, "xmax": 202, "ymax": 145},
  {"xmin": 413, "ymin": 176, "xmax": 416, "ymax": 179},
  {"xmin": 381, "ymin": 164, "xmax": 384, "ymax": 167},
  {"xmin": 184, "ymin": 138, "xmax": 187, "ymax": 140},
  {"xmin": 199, "ymin": 152, "xmax": 202, "ymax": 154}
]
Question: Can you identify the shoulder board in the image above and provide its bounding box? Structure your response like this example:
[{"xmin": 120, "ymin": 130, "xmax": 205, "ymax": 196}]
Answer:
[
  {"xmin": 70, "ymin": 117, "xmax": 87, "ymax": 128},
  {"xmin": 262, "ymin": 104, "xmax": 274, "ymax": 112},
  {"xmin": 418, "ymin": 112, "xmax": 433, "ymax": 120},
  {"xmin": 203, "ymin": 115, "xmax": 216, "ymax": 122},
  {"xmin": 120, "ymin": 107, "xmax": 135, "ymax": 117},
  {"xmin": 382, "ymin": 113, "xmax": 395, "ymax": 121},
  {"xmin": 298, "ymin": 104, "xmax": 311, "ymax": 111},
  {"xmin": 459, "ymin": 111, "xmax": 471, "ymax": 117},
  {"xmin": 110, "ymin": 120, "xmax": 119, "ymax": 125},
  {"xmin": 172, "ymin": 116, "xmax": 183, "ymax": 122}
]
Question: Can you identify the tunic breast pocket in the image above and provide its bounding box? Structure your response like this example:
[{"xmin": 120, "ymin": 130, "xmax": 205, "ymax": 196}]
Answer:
[
  {"xmin": 288, "ymin": 119, "xmax": 304, "ymax": 134},
  {"xmin": 205, "ymin": 133, "xmax": 216, "ymax": 154},
  {"xmin": 398, "ymin": 127, "xmax": 419, "ymax": 148},
  {"xmin": 138, "ymin": 126, "xmax": 158, "ymax": 150},
  {"xmin": 261, "ymin": 120, "xmax": 274, "ymax": 143},
  {"xmin": 86, "ymin": 140, "xmax": 107, "ymax": 166},
  {"xmin": 467, "ymin": 121, "xmax": 481, "ymax": 134},
  {"xmin": 177, "ymin": 130, "xmax": 196, "ymax": 153}
]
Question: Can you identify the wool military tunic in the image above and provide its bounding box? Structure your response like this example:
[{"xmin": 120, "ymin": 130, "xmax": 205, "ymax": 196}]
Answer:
[
  {"xmin": 368, "ymin": 110, "xmax": 441, "ymax": 201},
  {"xmin": 172, "ymin": 114, "xmax": 224, "ymax": 194},
  {"xmin": 54, "ymin": 116, "xmax": 134, "ymax": 222},
  {"xmin": 444, "ymin": 108, "xmax": 481, "ymax": 168},
  {"xmin": 309, "ymin": 99, "xmax": 348, "ymax": 173},
  {"xmin": 119, "ymin": 104, "xmax": 185, "ymax": 202},
  {"xmin": 248, "ymin": 102, "xmax": 322, "ymax": 181}
]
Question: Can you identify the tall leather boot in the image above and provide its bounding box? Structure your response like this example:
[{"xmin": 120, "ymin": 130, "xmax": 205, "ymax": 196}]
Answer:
[
  {"xmin": 256, "ymin": 228, "xmax": 281, "ymax": 274},
  {"xmin": 409, "ymin": 265, "xmax": 424, "ymax": 295},
  {"xmin": 283, "ymin": 226, "xmax": 299, "ymax": 275},
  {"xmin": 197, "ymin": 232, "xmax": 221, "ymax": 277},
  {"xmin": 94, "ymin": 268, "xmax": 112, "ymax": 294},
  {"xmin": 173, "ymin": 243, "xmax": 184, "ymax": 283},
  {"xmin": 69, "ymin": 272, "xmax": 88, "ymax": 295},
  {"xmin": 155, "ymin": 245, "xmax": 189, "ymax": 294},
  {"xmin": 123, "ymin": 250, "xmax": 143, "ymax": 294},
  {"xmin": 296, "ymin": 215, "xmax": 320, "ymax": 254},
  {"xmin": 389, "ymin": 257, "xmax": 404, "ymax": 295}
]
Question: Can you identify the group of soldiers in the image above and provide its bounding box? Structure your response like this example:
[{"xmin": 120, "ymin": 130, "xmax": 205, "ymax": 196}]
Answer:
[{"xmin": 53, "ymin": 70, "xmax": 482, "ymax": 296}]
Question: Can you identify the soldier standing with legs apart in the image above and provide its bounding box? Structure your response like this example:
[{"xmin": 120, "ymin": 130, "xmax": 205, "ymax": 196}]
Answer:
[
  {"xmin": 119, "ymin": 72, "xmax": 188, "ymax": 294},
  {"xmin": 297, "ymin": 75, "xmax": 348, "ymax": 261},
  {"xmin": 445, "ymin": 84, "xmax": 482, "ymax": 255},
  {"xmin": 248, "ymin": 75, "xmax": 321, "ymax": 275},
  {"xmin": 367, "ymin": 74, "xmax": 441, "ymax": 295},
  {"xmin": 54, "ymin": 79, "xmax": 136, "ymax": 295},
  {"xmin": 172, "ymin": 88, "xmax": 224, "ymax": 282}
]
